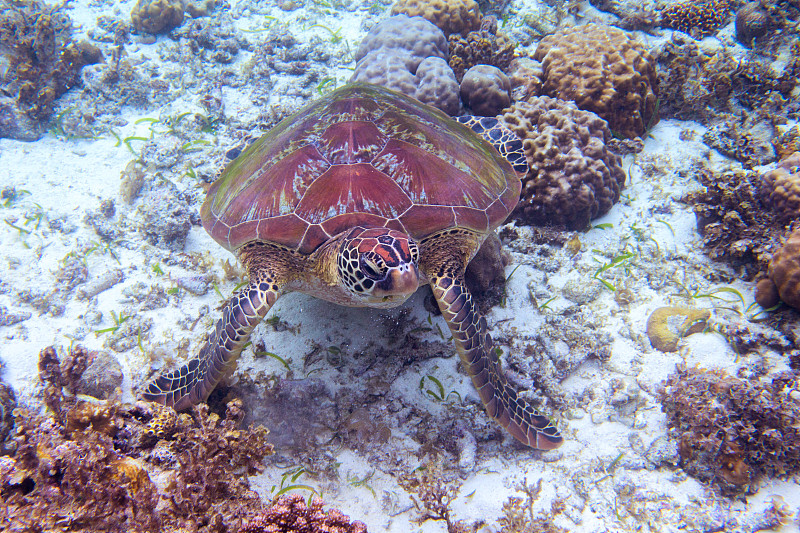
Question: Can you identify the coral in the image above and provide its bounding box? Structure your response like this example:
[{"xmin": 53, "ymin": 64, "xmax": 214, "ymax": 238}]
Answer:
[
  {"xmin": 499, "ymin": 479, "xmax": 568, "ymax": 533},
  {"xmin": 137, "ymin": 185, "xmax": 193, "ymax": 251},
  {"xmin": 72, "ymin": 349, "xmax": 125, "ymax": 400},
  {"xmin": 702, "ymin": 121, "xmax": 775, "ymax": 168},
  {"xmin": 352, "ymin": 16, "xmax": 459, "ymax": 115},
  {"xmin": 498, "ymin": 96, "xmax": 626, "ymax": 230},
  {"xmin": 660, "ymin": 0, "xmax": 732, "ymax": 39},
  {"xmin": 398, "ymin": 455, "xmax": 466, "ymax": 531},
  {"xmin": 0, "ymin": 380, "xmax": 16, "ymax": 454},
  {"xmin": 459, "ymin": 64, "xmax": 510, "ymax": 116},
  {"xmin": 506, "ymin": 57, "xmax": 543, "ymax": 102},
  {"xmin": 241, "ymin": 495, "xmax": 367, "ymax": 533},
  {"xmin": 447, "ymin": 24, "xmax": 515, "ymax": 82},
  {"xmin": 755, "ymin": 228, "xmax": 800, "ymax": 310},
  {"xmin": 130, "ymin": 0, "xmax": 185, "ymax": 34},
  {"xmin": 0, "ymin": 0, "xmax": 102, "ymax": 137},
  {"xmin": 659, "ymin": 365, "xmax": 800, "ymax": 495},
  {"xmin": 683, "ymin": 164, "xmax": 785, "ymax": 280},
  {"xmin": 735, "ymin": 1, "xmax": 772, "ymax": 47},
  {"xmin": 646, "ymin": 306, "xmax": 710, "ymax": 352},
  {"xmin": 532, "ymin": 23, "xmax": 659, "ymax": 139},
  {"xmin": 772, "ymin": 126, "xmax": 800, "ymax": 161},
  {"xmin": 759, "ymin": 151, "xmax": 800, "ymax": 222},
  {"xmin": 0, "ymin": 344, "xmax": 275, "ymax": 531},
  {"xmin": 390, "ymin": 0, "xmax": 482, "ymax": 36}
]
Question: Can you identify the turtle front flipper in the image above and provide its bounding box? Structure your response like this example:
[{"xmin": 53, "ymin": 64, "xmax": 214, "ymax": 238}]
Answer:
[
  {"xmin": 422, "ymin": 234, "xmax": 562, "ymax": 450},
  {"xmin": 143, "ymin": 270, "xmax": 283, "ymax": 410}
]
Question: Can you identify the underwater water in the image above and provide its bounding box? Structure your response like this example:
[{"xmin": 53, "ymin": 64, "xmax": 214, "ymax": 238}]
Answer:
[{"xmin": 1, "ymin": 0, "xmax": 799, "ymax": 531}]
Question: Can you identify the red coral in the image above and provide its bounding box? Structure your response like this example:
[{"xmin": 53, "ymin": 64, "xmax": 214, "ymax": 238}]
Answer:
[{"xmin": 242, "ymin": 495, "xmax": 368, "ymax": 533}]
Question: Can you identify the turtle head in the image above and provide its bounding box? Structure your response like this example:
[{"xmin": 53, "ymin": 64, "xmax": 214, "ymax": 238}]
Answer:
[{"xmin": 337, "ymin": 227, "xmax": 420, "ymax": 303}]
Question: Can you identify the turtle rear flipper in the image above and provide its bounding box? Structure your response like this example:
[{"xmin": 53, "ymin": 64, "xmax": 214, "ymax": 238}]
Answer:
[
  {"xmin": 422, "ymin": 231, "xmax": 562, "ymax": 450},
  {"xmin": 143, "ymin": 274, "xmax": 282, "ymax": 410}
]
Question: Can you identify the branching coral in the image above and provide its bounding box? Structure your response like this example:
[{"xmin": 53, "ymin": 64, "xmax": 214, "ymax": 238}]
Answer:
[
  {"xmin": 499, "ymin": 478, "xmax": 568, "ymax": 533},
  {"xmin": 1, "ymin": 345, "xmax": 276, "ymax": 532},
  {"xmin": 397, "ymin": 455, "xmax": 475, "ymax": 532},
  {"xmin": 447, "ymin": 22, "xmax": 514, "ymax": 82},
  {"xmin": 659, "ymin": 365, "xmax": 800, "ymax": 495},
  {"xmin": 241, "ymin": 495, "xmax": 368, "ymax": 533},
  {"xmin": 660, "ymin": 0, "xmax": 732, "ymax": 39},
  {"xmin": 683, "ymin": 163, "xmax": 785, "ymax": 280}
]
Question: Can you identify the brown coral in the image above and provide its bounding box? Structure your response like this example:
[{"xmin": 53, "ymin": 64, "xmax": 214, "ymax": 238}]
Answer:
[
  {"xmin": 459, "ymin": 65, "xmax": 510, "ymax": 116},
  {"xmin": 242, "ymin": 494, "xmax": 368, "ymax": 533},
  {"xmin": 448, "ymin": 27, "xmax": 515, "ymax": 82},
  {"xmin": 660, "ymin": 0, "xmax": 732, "ymax": 39},
  {"xmin": 498, "ymin": 96, "xmax": 626, "ymax": 230},
  {"xmin": 759, "ymin": 151, "xmax": 800, "ymax": 222},
  {"xmin": 0, "ymin": 0, "xmax": 102, "ymax": 128},
  {"xmin": 131, "ymin": 0, "xmax": 185, "ymax": 34},
  {"xmin": 684, "ymin": 164, "xmax": 784, "ymax": 280},
  {"xmin": 532, "ymin": 23, "xmax": 659, "ymax": 139},
  {"xmin": 391, "ymin": 0, "xmax": 482, "ymax": 36},
  {"xmin": 755, "ymin": 228, "xmax": 800, "ymax": 310},
  {"xmin": 1, "ymin": 345, "xmax": 275, "ymax": 531},
  {"xmin": 659, "ymin": 365, "xmax": 800, "ymax": 495}
]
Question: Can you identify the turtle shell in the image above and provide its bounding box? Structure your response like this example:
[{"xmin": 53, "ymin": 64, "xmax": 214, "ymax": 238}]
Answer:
[{"xmin": 202, "ymin": 83, "xmax": 521, "ymax": 254}]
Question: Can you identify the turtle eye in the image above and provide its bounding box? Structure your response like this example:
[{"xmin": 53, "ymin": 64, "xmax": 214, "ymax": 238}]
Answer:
[{"xmin": 360, "ymin": 254, "xmax": 386, "ymax": 280}]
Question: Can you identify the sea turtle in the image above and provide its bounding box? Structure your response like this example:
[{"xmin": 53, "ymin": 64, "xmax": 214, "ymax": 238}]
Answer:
[{"xmin": 143, "ymin": 83, "xmax": 563, "ymax": 450}]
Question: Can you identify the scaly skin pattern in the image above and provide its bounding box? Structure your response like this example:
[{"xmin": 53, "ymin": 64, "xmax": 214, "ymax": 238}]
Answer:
[
  {"xmin": 143, "ymin": 242, "xmax": 294, "ymax": 409},
  {"xmin": 420, "ymin": 229, "xmax": 563, "ymax": 450}
]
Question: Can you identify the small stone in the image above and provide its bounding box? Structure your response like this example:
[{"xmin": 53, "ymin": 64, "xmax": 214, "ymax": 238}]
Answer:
[{"xmin": 75, "ymin": 350, "xmax": 125, "ymax": 399}]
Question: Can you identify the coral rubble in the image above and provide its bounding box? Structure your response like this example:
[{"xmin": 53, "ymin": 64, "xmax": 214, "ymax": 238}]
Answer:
[{"xmin": 0, "ymin": 0, "xmax": 102, "ymax": 139}]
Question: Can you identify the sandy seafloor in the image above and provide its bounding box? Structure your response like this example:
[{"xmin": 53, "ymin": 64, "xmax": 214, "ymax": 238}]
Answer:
[{"xmin": 1, "ymin": 0, "xmax": 800, "ymax": 531}]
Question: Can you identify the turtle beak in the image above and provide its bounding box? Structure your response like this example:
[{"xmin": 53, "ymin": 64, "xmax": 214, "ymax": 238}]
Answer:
[{"xmin": 373, "ymin": 263, "xmax": 419, "ymax": 298}]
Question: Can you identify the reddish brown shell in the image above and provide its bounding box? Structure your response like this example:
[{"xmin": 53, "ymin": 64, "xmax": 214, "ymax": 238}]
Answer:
[{"xmin": 202, "ymin": 83, "xmax": 521, "ymax": 254}]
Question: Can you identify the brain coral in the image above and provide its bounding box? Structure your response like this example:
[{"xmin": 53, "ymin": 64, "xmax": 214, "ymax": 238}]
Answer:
[
  {"xmin": 755, "ymin": 227, "xmax": 800, "ymax": 310},
  {"xmin": 532, "ymin": 23, "xmax": 659, "ymax": 139},
  {"xmin": 391, "ymin": 0, "xmax": 482, "ymax": 36},
  {"xmin": 759, "ymin": 151, "xmax": 800, "ymax": 223},
  {"xmin": 498, "ymin": 96, "xmax": 626, "ymax": 230},
  {"xmin": 352, "ymin": 15, "xmax": 460, "ymax": 115}
]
